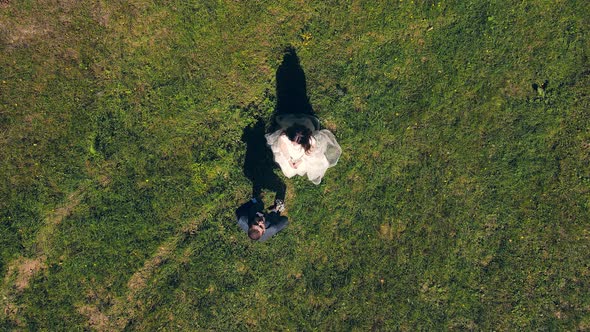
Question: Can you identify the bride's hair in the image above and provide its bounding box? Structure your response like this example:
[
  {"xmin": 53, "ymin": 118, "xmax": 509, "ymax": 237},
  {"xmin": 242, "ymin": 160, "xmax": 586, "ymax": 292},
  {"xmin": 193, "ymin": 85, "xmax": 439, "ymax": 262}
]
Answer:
[{"xmin": 285, "ymin": 125, "xmax": 313, "ymax": 153}]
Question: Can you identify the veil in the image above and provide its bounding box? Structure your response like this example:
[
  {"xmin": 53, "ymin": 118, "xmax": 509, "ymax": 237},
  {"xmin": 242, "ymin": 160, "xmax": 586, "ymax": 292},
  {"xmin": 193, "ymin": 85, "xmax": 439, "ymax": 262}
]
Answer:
[
  {"xmin": 266, "ymin": 113, "xmax": 342, "ymax": 184},
  {"xmin": 275, "ymin": 113, "xmax": 341, "ymax": 166},
  {"xmin": 314, "ymin": 130, "xmax": 341, "ymax": 167}
]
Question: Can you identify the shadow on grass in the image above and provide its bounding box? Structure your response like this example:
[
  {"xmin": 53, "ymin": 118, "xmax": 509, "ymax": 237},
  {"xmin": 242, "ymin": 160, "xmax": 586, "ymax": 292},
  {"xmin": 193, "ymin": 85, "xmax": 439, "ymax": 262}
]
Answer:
[
  {"xmin": 271, "ymin": 46, "xmax": 317, "ymax": 131},
  {"xmin": 241, "ymin": 46, "xmax": 315, "ymax": 202},
  {"xmin": 241, "ymin": 119, "xmax": 286, "ymax": 201}
]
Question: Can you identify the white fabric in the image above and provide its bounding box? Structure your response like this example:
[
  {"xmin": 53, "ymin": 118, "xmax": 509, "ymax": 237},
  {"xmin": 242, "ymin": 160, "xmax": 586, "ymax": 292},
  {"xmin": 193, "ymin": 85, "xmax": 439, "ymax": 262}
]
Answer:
[{"xmin": 265, "ymin": 114, "xmax": 342, "ymax": 185}]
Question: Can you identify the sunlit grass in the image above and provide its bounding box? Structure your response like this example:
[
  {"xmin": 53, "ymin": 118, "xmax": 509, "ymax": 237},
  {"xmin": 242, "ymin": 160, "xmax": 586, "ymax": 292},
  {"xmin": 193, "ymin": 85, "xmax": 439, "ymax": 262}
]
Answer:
[{"xmin": 1, "ymin": 0, "xmax": 589, "ymax": 330}]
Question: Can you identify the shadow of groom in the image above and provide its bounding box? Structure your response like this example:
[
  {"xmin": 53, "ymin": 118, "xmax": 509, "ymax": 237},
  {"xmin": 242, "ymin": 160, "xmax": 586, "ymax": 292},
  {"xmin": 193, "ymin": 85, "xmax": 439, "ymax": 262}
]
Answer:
[{"xmin": 241, "ymin": 119, "xmax": 286, "ymax": 201}]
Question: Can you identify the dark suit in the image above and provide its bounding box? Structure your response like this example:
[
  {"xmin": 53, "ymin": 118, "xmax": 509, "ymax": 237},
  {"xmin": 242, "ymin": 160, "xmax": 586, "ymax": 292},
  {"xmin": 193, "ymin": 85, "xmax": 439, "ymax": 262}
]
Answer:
[{"xmin": 235, "ymin": 199, "xmax": 289, "ymax": 242}]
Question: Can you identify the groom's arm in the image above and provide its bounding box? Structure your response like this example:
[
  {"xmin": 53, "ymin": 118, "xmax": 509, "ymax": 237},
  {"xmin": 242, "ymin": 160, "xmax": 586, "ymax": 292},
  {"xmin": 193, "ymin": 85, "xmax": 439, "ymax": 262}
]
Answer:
[
  {"xmin": 235, "ymin": 198, "xmax": 262, "ymax": 232},
  {"xmin": 259, "ymin": 215, "xmax": 288, "ymax": 242},
  {"xmin": 235, "ymin": 199, "xmax": 254, "ymax": 232}
]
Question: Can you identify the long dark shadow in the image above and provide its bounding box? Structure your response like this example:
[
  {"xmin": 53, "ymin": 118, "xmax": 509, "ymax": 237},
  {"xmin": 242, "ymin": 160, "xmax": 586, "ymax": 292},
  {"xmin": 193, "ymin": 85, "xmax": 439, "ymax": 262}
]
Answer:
[
  {"xmin": 241, "ymin": 119, "xmax": 286, "ymax": 201},
  {"xmin": 271, "ymin": 46, "xmax": 317, "ymax": 131},
  {"xmin": 241, "ymin": 47, "xmax": 316, "ymax": 202}
]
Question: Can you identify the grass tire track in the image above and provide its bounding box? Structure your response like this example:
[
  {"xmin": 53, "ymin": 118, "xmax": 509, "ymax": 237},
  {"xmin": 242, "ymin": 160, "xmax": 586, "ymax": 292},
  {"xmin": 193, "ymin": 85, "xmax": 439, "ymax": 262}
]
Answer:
[
  {"xmin": 1, "ymin": 176, "xmax": 110, "ymax": 327},
  {"xmin": 76, "ymin": 195, "xmax": 230, "ymax": 331}
]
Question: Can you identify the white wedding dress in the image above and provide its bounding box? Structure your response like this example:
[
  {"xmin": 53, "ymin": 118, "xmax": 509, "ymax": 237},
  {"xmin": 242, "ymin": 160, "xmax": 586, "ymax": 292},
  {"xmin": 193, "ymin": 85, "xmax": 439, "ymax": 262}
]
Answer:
[{"xmin": 265, "ymin": 114, "xmax": 342, "ymax": 185}]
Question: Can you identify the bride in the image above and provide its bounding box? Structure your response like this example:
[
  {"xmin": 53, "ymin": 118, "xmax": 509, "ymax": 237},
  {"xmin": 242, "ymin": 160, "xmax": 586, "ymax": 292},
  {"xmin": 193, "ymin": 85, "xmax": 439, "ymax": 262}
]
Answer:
[{"xmin": 265, "ymin": 114, "xmax": 342, "ymax": 185}]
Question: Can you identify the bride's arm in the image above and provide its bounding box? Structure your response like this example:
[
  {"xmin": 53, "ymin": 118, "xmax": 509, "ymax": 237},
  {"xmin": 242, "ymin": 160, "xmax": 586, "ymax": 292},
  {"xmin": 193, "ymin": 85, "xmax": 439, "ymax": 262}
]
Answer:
[
  {"xmin": 278, "ymin": 134, "xmax": 290, "ymax": 158},
  {"xmin": 279, "ymin": 134, "xmax": 301, "ymax": 169}
]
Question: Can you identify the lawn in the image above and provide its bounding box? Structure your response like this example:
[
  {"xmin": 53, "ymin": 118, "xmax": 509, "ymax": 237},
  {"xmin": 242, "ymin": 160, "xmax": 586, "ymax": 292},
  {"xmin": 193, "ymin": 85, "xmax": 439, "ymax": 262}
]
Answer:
[{"xmin": 1, "ymin": 0, "xmax": 589, "ymax": 330}]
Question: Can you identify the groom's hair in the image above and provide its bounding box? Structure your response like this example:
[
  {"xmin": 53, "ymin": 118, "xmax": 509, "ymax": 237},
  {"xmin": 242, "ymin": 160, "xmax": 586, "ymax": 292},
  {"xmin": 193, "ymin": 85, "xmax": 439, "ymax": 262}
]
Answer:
[{"xmin": 248, "ymin": 227, "xmax": 263, "ymax": 240}]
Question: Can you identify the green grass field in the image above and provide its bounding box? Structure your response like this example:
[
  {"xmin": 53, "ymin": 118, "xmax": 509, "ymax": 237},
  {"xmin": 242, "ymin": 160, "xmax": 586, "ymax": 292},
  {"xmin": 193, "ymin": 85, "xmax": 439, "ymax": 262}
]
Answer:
[{"xmin": 1, "ymin": 0, "xmax": 589, "ymax": 330}]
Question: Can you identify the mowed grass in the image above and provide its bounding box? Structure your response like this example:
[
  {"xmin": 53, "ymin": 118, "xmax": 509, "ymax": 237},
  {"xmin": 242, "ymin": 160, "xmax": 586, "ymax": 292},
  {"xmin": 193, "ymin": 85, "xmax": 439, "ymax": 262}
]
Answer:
[{"xmin": 1, "ymin": 0, "xmax": 589, "ymax": 330}]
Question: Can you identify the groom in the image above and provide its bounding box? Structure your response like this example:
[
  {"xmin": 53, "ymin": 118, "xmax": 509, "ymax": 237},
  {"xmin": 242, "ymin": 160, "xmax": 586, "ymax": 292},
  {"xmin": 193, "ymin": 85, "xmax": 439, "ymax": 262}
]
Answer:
[{"xmin": 235, "ymin": 197, "xmax": 288, "ymax": 241}]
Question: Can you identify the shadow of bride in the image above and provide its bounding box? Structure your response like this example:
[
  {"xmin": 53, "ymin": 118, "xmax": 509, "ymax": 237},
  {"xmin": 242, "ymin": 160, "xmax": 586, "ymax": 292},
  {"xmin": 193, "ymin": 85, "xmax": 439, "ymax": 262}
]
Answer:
[
  {"xmin": 271, "ymin": 46, "xmax": 317, "ymax": 131},
  {"xmin": 241, "ymin": 119, "xmax": 286, "ymax": 201}
]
